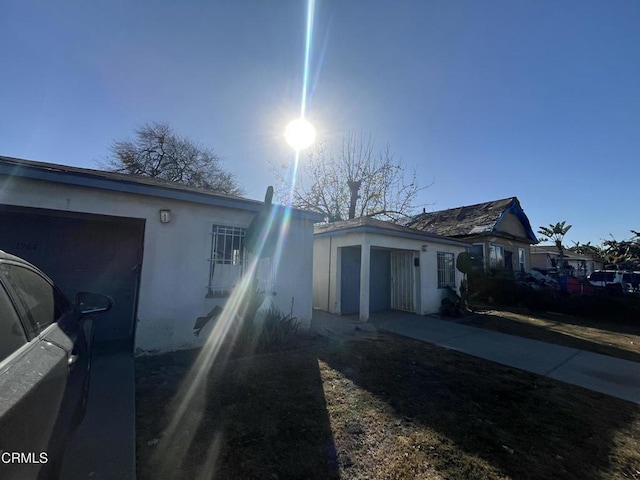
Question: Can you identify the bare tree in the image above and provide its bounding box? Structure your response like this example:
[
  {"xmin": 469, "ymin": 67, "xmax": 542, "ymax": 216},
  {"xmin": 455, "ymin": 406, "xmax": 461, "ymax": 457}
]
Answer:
[
  {"xmin": 273, "ymin": 131, "xmax": 427, "ymax": 221},
  {"xmin": 103, "ymin": 122, "xmax": 243, "ymax": 196}
]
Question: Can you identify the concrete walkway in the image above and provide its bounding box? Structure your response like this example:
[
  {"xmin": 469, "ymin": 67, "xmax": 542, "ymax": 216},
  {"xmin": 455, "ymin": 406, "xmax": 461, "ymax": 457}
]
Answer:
[{"xmin": 311, "ymin": 310, "xmax": 640, "ymax": 404}]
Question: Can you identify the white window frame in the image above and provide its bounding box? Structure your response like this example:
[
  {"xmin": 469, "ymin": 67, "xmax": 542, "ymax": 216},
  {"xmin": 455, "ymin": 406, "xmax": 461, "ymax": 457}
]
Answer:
[
  {"xmin": 489, "ymin": 244, "xmax": 505, "ymax": 269},
  {"xmin": 437, "ymin": 252, "xmax": 456, "ymax": 288},
  {"xmin": 469, "ymin": 243, "xmax": 486, "ymax": 270},
  {"xmin": 518, "ymin": 247, "xmax": 526, "ymax": 272}
]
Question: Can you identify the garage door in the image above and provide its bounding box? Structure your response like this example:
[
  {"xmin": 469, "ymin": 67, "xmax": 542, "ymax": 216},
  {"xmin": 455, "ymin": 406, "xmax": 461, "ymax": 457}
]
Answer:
[
  {"xmin": 369, "ymin": 248, "xmax": 390, "ymax": 312},
  {"xmin": 0, "ymin": 206, "xmax": 145, "ymax": 345}
]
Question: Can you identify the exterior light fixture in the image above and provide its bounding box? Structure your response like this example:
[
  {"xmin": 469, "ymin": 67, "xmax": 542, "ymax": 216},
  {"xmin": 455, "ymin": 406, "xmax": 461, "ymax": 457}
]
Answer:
[
  {"xmin": 159, "ymin": 209, "xmax": 171, "ymax": 224},
  {"xmin": 421, "ymin": 245, "xmax": 428, "ymax": 252}
]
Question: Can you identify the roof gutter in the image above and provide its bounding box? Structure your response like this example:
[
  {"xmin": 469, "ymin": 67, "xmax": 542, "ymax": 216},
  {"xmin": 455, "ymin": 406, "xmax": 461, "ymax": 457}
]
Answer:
[
  {"xmin": 0, "ymin": 158, "xmax": 323, "ymax": 222},
  {"xmin": 314, "ymin": 224, "xmax": 470, "ymax": 247}
]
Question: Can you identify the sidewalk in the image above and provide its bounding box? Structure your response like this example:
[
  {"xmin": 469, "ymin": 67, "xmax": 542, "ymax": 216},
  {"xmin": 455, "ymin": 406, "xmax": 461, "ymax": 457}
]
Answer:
[{"xmin": 311, "ymin": 309, "xmax": 640, "ymax": 404}]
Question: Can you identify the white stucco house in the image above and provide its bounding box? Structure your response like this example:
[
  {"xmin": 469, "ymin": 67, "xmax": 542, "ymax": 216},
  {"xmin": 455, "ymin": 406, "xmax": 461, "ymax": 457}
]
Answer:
[
  {"xmin": 0, "ymin": 156, "xmax": 322, "ymax": 354},
  {"xmin": 313, "ymin": 217, "xmax": 469, "ymax": 321}
]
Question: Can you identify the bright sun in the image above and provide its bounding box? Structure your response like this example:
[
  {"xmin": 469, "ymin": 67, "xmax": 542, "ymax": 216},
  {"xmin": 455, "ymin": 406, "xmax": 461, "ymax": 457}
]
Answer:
[{"xmin": 284, "ymin": 118, "xmax": 316, "ymax": 151}]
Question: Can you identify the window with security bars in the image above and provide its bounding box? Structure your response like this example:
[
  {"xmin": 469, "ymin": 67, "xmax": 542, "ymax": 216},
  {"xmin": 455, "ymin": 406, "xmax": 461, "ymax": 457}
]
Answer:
[
  {"xmin": 207, "ymin": 225, "xmax": 246, "ymax": 296},
  {"xmin": 437, "ymin": 252, "xmax": 456, "ymax": 288}
]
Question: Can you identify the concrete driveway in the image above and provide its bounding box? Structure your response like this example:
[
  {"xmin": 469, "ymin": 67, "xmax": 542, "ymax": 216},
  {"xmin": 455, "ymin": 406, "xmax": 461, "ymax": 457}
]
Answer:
[
  {"xmin": 60, "ymin": 344, "xmax": 136, "ymax": 480},
  {"xmin": 312, "ymin": 309, "xmax": 640, "ymax": 404}
]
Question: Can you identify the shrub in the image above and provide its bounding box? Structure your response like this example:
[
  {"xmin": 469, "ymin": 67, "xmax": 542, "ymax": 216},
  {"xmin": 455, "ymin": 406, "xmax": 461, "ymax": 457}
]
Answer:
[
  {"xmin": 468, "ymin": 270, "xmax": 640, "ymax": 323},
  {"xmin": 256, "ymin": 305, "xmax": 300, "ymax": 351},
  {"xmin": 468, "ymin": 270, "xmax": 521, "ymax": 305},
  {"xmin": 233, "ymin": 295, "xmax": 300, "ymax": 354}
]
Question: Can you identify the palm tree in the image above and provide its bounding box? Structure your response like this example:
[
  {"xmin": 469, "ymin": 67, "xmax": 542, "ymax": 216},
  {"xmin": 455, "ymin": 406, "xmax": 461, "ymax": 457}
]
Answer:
[{"xmin": 538, "ymin": 221, "xmax": 572, "ymax": 273}]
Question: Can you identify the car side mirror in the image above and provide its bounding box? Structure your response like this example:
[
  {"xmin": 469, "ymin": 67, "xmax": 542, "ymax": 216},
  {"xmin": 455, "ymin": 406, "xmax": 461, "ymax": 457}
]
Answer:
[{"xmin": 76, "ymin": 292, "xmax": 113, "ymax": 315}]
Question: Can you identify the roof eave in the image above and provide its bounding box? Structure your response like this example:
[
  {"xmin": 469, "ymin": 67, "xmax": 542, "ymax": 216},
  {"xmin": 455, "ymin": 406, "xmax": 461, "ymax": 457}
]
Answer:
[
  {"xmin": 314, "ymin": 224, "xmax": 470, "ymax": 247},
  {"xmin": 0, "ymin": 156, "xmax": 324, "ymax": 222}
]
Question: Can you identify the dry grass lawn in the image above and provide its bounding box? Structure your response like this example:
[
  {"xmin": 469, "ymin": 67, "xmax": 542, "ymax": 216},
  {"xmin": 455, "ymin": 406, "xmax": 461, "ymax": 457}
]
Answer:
[
  {"xmin": 465, "ymin": 306, "xmax": 640, "ymax": 363},
  {"xmin": 136, "ymin": 333, "xmax": 640, "ymax": 480}
]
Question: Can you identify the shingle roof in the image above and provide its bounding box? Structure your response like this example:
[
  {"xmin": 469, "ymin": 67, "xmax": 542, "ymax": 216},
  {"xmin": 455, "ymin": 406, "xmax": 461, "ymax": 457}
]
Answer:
[{"xmin": 402, "ymin": 197, "xmax": 537, "ymax": 243}]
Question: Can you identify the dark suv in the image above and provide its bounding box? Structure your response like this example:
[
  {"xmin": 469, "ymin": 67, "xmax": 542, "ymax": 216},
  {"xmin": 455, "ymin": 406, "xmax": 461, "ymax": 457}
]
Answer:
[{"xmin": 0, "ymin": 250, "xmax": 112, "ymax": 479}]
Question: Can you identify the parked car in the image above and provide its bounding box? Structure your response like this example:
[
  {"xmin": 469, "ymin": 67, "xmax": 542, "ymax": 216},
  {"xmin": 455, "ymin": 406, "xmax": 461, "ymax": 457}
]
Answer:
[
  {"xmin": 0, "ymin": 250, "xmax": 112, "ymax": 480},
  {"xmin": 587, "ymin": 269, "xmax": 640, "ymax": 294}
]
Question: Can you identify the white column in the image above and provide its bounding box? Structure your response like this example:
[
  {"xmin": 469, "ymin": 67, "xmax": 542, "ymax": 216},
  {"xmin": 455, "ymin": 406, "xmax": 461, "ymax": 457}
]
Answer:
[{"xmin": 359, "ymin": 242, "xmax": 370, "ymax": 321}]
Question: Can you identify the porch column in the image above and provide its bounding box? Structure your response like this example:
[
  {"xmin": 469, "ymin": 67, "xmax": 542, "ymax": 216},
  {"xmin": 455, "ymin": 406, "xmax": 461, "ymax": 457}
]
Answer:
[{"xmin": 359, "ymin": 242, "xmax": 370, "ymax": 321}]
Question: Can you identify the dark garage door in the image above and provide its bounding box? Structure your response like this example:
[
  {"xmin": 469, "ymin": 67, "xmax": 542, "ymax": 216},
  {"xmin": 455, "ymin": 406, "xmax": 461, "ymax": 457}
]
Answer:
[
  {"xmin": 369, "ymin": 248, "xmax": 390, "ymax": 312},
  {"xmin": 0, "ymin": 206, "xmax": 145, "ymax": 345},
  {"xmin": 341, "ymin": 247, "xmax": 391, "ymax": 315}
]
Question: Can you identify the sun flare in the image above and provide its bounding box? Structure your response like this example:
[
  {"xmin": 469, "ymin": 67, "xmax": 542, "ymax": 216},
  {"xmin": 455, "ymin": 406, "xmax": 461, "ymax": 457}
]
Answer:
[{"xmin": 284, "ymin": 118, "xmax": 316, "ymax": 151}]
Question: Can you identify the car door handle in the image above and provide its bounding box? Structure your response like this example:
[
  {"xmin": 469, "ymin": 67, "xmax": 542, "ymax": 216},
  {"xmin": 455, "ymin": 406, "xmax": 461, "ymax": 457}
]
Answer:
[{"xmin": 68, "ymin": 354, "xmax": 79, "ymax": 366}]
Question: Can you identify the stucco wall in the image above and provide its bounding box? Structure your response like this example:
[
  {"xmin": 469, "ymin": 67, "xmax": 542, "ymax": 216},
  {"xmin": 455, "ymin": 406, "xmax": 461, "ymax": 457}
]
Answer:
[
  {"xmin": 313, "ymin": 231, "xmax": 467, "ymax": 318},
  {"xmin": 530, "ymin": 249, "xmax": 602, "ymax": 276},
  {"xmin": 496, "ymin": 212, "xmax": 529, "ymax": 239},
  {"xmin": 470, "ymin": 237, "xmax": 532, "ymax": 272},
  {"xmin": 419, "ymin": 243, "xmax": 465, "ymax": 314},
  {"xmin": 312, "ymin": 236, "xmax": 331, "ymax": 311},
  {"xmin": 0, "ymin": 176, "xmax": 315, "ymax": 354}
]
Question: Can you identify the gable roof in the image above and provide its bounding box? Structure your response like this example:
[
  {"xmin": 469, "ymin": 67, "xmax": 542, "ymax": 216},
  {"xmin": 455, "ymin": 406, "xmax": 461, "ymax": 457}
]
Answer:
[
  {"xmin": 0, "ymin": 155, "xmax": 323, "ymax": 221},
  {"xmin": 314, "ymin": 216, "xmax": 469, "ymax": 247},
  {"xmin": 402, "ymin": 197, "xmax": 538, "ymax": 243}
]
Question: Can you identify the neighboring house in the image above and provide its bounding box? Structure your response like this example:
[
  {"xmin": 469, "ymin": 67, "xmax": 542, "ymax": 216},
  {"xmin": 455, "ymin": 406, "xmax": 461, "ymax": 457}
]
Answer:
[
  {"xmin": 402, "ymin": 197, "xmax": 538, "ymax": 273},
  {"xmin": 530, "ymin": 245, "xmax": 603, "ymax": 277},
  {"xmin": 0, "ymin": 156, "xmax": 322, "ymax": 354},
  {"xmin": 313, "ymin": 217, "xmax": 469, "ymax": 321}
]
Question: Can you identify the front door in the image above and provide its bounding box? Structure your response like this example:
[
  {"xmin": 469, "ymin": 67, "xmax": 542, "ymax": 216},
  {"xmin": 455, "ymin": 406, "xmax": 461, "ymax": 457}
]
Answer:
[{"xmin": 505, "ymin": 250, "xmax": 513, "ymax": 272}]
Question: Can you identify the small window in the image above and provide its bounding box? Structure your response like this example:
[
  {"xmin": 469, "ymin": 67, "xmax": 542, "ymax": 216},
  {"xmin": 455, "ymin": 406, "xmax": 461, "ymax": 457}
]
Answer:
[
  {"xmin": 1, "ymin": 265, "xmax": 68, "ymax": 337},
  {"xmin": 518, "ymin": 248, "xmax": 526, "ymax": 272},
  {"xmin": 489, "ymin": 244, "xmax": 505, "ymax": 269},
  {"xmin": 437, "ymin": 252, "xmax": 456, "ymax": 288},
  {"xmin": 207, "ymin": 225, "xmax": 246, "ymax": 296},
  {"xmin": 0, "ymin": 283, "xmax": 27, "ymax": 362}
]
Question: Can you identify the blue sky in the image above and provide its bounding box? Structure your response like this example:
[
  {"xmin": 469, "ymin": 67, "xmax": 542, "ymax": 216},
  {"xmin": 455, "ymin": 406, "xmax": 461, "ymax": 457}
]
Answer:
[{"xmin": 2, "ymin": 0, "xmax": 639, "ymax": 246}]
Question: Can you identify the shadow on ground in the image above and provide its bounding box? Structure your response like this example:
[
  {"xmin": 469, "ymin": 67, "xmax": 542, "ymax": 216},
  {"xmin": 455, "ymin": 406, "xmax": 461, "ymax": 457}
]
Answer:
[
  {"xmin": 136, "ymin": 341, "xmax": 339, "ymax": 480},
  {"xmin": 319, "ymin": 333, "xmax": 640, "ymax": 480}
]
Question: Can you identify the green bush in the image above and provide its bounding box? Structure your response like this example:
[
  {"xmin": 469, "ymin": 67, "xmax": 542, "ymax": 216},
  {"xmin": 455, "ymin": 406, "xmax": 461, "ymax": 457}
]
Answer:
[
  {"xmin": 468, "ymin": 270, "xmax": 520, "ymax": 305},
  {"xmin": 233, "ymin": 295, "xmax": 300, "ymax": 354},
  {"xmin": 256, "ymin": 305, "xmax": 300, "ymax": 351}
]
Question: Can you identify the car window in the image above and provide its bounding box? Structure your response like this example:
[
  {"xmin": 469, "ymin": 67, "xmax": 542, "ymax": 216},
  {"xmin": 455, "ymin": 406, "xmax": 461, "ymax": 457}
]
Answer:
[
  {"xmin": 0, "ymin": 282, "xmax": 27, "ymax": 362},
  {"xmin": 1, "ymin": 264, "xmax": 69, "ymax": 337}
]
